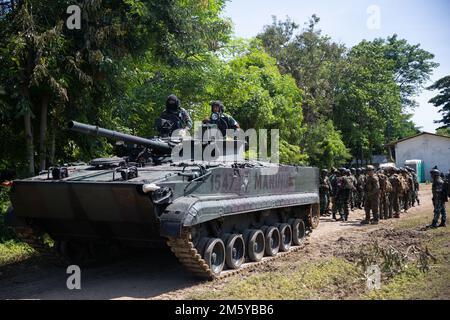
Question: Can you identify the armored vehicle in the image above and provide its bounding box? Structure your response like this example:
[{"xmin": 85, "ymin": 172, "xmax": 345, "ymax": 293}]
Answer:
[{"xmin": 6, "ymin": 121, "xmax": 319, "ymax": 279}]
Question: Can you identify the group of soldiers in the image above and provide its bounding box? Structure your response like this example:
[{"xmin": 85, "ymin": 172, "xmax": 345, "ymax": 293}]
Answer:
[
  {"xmin": 159, "ymin": 95, "xmax": 449, "ymax": 228},
  {"xmin": 319, "ymin": 165, "xmax": 422, "ymax": 225}
]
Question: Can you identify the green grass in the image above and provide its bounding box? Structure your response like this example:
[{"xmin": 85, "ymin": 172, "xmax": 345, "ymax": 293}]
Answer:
[
  {"xmin": 363, "ymin": 221, "xmax": 450, "ymax": 299},
  {"xmin": 190, "ymin": 258, "xmax": 365, "ymax": 300},
  {"xmin": 0, "ymin": 239, "xmax": 34, "ymax": 266},
  {"xmin": 189, "ymin": 203, "xmax": 450, "ymax": 300},
  {"xmin": 0, "ymin": 186, "xmax": 36, "ymax": 267}
]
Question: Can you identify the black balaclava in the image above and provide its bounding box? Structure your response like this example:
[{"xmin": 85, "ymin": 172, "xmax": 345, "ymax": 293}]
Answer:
[{"xmin": 166, "ymin": 94, "xmax": 180, "ymax": 112}]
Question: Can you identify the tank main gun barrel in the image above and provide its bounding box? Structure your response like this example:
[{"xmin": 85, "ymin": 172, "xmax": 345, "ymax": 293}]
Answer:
[{"xmin": 68, "ymin": 121, "xmax": 172, "ymax": 153}]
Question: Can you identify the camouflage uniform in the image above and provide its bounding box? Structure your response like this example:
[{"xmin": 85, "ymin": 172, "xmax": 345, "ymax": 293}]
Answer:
[
  {"xmin": 411, "ymin": 170, "xmax": 420, "ymax": 206},
  {"xmin": 388, "ymin": 168, "xmax": 403, "ymax": 218},
  {"xmin": 430, "ymin": 169, "xmax": 448, "ymax": 227},
  {"xmin": 330, "ymin": 169, "xmax": 339, "ymax": 220},
  {"xmin": 356, "ymin": 169, "xmax": 365, "ymax": 209},
  {"xmin": 320, "ymin": 170, "xmax": 332, "ymax": 216},
  {"xmin": 363, "ymin": 166, "xmax": 380, "ymax": 224},
  {"xmin": 349, "ymin": 170, "xmax": 358, "ymax": 211},
  {"xmin": 378, "ymin": 171, "xmax": 392, "ymax": 220},
  {"xmin": 398, "ymin": 171, "xmax": 408, "ymax": 212},
  {"xmin": 406, "ymin": 171, "xmax": 415, "ymax": 209},
  {"xmin": 336, "ymin": 169, "xmax": 352, "ymax": 221}
]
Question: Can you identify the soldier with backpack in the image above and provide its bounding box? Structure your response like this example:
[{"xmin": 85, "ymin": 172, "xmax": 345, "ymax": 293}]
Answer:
[
  {"xmin": 336, "ymin": 168, "xmax": 353, "ymax": 221},
  {"xmin": 378, "ymin": 169, "xmax": 392, "ymax": 220},
  {"xmin": 362, "ymin": 165, "xmax": 380, "ymax": 225},
  {"xmin": 387, "ymin": 167, "xmax": 402, "ymax": 219}
]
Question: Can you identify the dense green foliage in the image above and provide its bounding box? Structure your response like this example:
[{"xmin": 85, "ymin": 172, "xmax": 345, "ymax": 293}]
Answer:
[
  {"xmin": 0, "ymin": 2, "xmax": 440, "ymax": 183},
  {"xmin": 428, "ymin": 75, "xmax": 450, "ymax": 129},
  {"xmin": 436, "ymin": 127, "xmax": 450, "ymax": 136},
  {"xmin": 257, "ymin": 16, "xmax": 436, "ymax": 164}
]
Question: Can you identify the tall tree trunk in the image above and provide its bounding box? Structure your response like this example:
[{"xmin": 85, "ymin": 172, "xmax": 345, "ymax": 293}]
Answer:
[
  {"xmin": 49, "ymin": 118, "xmax": 56, "ymax": 166},
  {"xmin": 39, "ymin": 94, "xmax": 49, "ymax": 171},
  {"xmin": 24, "ymin": 109, "xmax": 34, "ymax": 176}
]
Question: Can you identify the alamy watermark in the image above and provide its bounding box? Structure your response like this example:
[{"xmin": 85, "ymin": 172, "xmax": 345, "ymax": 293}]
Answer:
[
  {"xmin": 365, "ymin": 264, "xmax": 381, "ymax": 290},
  {"xmin": 366, "ymin": 5, "xmax": 381, "ymax": 30},
  {"xmin": 66, "ymin": 265, "xmax": 81, "ymax": 290},
  {"xmin": 169, "ymin": 122, "xmax": 280, "ymax": 174},
  {"xmin": 66, "ymin": 5, "xmax": 81, "ymax": 30}
]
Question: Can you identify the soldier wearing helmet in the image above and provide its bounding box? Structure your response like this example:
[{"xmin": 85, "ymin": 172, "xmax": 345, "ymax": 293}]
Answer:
[
  {"xmin": 349, "ymin": 168, "xmax": 357, "ymax": 211},
  {"xmin": 335, "ymin": 168, "xmax": 352, "ymax": 221},
  {"xmin": 155, "ymin": 94, "xmax": 192, "ymax": 137},
  {"xmin": 320, "ymin": 169, "xmax": 332, "ymax": 216},
  {"xmin": 408, "ymin": 167, "xmax": 420, "ymax": 207},
  {"xmin": 400, "ymin": 168, "xmax": 414, "ymax": 213},
  {"xmin": 205, "ymin": 101, "xmax": 240, "ymax": 137},
  {"xmin": 362, "ymin": 165, "xmax": 380, "ymax": 224},
  {"xmin": 329, "ymin": 167, "xmax": 339, "ymax": 220},
  {"xmin": 355, "ymin": 168, "xmax": 365, "ymax": 209},
  {"xmin": 378, "ymin": 169, "xmax": 392, "ymax": 220},
  {"xmin": 387, "ymin": 167, "xmax": 402, "ymax": 218},
  {"xmin": 428, "ymin": 168, "xmax": 448, "ymax": 228}
]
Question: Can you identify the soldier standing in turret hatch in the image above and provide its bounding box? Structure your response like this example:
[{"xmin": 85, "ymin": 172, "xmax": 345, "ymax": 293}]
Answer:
[
  {"xmin": 205, "ymin": 101, "xmax": 240, "ymax": 137},
  {"xmin": 155, "ymin": 94, "xmax": 193, "ymax": 137}
]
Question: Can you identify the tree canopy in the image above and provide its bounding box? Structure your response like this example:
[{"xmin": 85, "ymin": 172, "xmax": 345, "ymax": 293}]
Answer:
[
  {"xmin": 428, "ymin": 75, "xmax": 450, "ymax": 129},
  {"xmin": 0, "ymin": 4, "xmax": 440, "ymax": 178}
]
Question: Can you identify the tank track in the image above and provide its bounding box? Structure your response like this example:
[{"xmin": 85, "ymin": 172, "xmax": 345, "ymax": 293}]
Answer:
[{"xmin": 167, "ymin": 228, "xmax": 310, "ymax": 280}]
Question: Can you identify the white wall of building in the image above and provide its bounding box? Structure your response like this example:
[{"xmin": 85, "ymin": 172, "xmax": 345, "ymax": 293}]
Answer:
[{"xmin": 395, "ymin": 134, "xmax": 450, "ymax": 181}]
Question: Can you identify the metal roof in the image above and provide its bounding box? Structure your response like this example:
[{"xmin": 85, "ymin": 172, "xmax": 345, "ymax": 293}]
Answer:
[{"xmin": 386, "ymin": 132, "xmax": 450, "ymax": 146}]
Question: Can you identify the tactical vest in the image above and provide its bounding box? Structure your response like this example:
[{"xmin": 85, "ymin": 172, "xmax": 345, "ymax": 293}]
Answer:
[{"xmin": 156, "ymin": 110, "xmax": 184, "ymax": 136}]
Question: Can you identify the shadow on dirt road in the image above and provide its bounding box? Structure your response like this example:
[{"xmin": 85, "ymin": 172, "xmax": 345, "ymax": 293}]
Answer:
[{"xmin": 0, "ymin": 248, "xmax": 200, "ymax": 300}]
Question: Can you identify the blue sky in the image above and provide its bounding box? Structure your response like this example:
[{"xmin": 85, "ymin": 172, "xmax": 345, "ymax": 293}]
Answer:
[{"xmin": 223, "ymin": 0, "xmax": 450, "ymax": 133}]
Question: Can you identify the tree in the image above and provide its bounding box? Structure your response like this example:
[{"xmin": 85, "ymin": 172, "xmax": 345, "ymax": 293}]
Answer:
[
  {"xmin": 258, "ymin": 15, "xmax": 346, "ymax": 124},
  {"xmin": 333, "ymin": 40, "xmax": 403, "ymax": 162},
  {"xmin": 382, "ymin": 34, "xmax": 439, "ymax": 109},
  {"xmin": 209, "ymin": 40, "xmax": 308, "ymax": 164},
  {"xmin": 0, "ymin": 0, "xmax": 232, "ymax": 175},
  {"xmin": 436, "ymin": 127, "xmax": 450, "ymax": 136},
  {"xmin": 428, "ymin": 75, "xmax": 450, "ymax": 129},
  {"xmin": 302, "ymin": 120, "xmax": 351, "ymax": 168},
  {"xmin": 257, "ymin": 17, "xmax": 436, "ymax": 163}
]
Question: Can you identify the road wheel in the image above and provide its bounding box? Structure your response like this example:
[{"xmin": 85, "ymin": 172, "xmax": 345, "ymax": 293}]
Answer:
[
  {"xmin": 262, "ymin": 226, "xmax": 280, "ymax": 256},
  {"xmin": 276, "ymin": 223, "xmax": 292, "ymax": 252},
  {"xmin": 245, "ymin": 229, "xmax": 265, "ymax": 262},
  {"xmin": 203, "ymin": 238, "xmax": 226, "ymax": 276},
  {"xmin": 289, "ymin": 219, "xmax": 305, "ymax": 245},
  {"xmin": 225, "ymin": 234, "xmax": 245, "ymax": 269}
]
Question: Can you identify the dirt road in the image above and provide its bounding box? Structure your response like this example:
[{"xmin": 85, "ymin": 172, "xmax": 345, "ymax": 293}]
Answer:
[{"xmin": 0, "ymin": 185, "xmax": 437, "ymax": 300}]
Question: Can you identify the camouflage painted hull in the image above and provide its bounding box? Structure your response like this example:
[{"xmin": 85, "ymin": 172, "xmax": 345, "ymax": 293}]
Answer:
[{"xmin": 9, "ymin": 163, "xmax": 319, "ymax": 248}]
